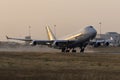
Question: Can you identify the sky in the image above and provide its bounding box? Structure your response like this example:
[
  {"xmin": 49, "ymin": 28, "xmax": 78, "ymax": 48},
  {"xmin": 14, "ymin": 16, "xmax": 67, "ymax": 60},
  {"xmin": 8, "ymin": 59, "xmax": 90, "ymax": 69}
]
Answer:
[{"xmin": 0, "ymin": 0, "xmax": 120, "ymax": 40}]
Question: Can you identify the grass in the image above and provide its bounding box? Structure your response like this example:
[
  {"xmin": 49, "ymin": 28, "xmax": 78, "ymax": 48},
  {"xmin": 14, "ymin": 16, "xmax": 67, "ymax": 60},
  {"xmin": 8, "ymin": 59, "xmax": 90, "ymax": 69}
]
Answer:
[{"xmin": 0, "ymin": 50, "xmax": 120, "ymax": 80}]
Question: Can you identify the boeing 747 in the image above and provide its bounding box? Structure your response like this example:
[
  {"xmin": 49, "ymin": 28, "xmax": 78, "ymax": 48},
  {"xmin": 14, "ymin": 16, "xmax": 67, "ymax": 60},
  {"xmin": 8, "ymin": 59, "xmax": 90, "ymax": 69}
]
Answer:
[{"xmin": 6, "ymin": 26, "xmax": 97, "ymax": 53}]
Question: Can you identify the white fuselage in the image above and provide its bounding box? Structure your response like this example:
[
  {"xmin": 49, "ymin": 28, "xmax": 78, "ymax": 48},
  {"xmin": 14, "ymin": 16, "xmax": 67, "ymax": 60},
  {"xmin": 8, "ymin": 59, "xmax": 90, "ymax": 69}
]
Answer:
[
  {"xmin": 52, "ymin": 26, "xmax": 97, "ymax": 49},
  {"xmin": 62, "ymin": 26, "xmax": 97, "ymax": 41}
]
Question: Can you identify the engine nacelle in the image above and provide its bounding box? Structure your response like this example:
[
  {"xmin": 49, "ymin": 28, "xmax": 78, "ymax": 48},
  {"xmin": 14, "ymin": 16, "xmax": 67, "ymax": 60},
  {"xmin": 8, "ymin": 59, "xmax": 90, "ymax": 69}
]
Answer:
[
  {"xmin": 93, "ymin": 42, "xmax": 101, "ymax": 47},
  {"xmin": 52, "ymin": 40, "xmax": 68, "ymax": 49},
  {"xmin": 30, "ymin": 40, "xmax": 52, "ymax": 46},
  {"xmin": 30, "ymin": 41, "xmax": 37, "ymax": 46}
]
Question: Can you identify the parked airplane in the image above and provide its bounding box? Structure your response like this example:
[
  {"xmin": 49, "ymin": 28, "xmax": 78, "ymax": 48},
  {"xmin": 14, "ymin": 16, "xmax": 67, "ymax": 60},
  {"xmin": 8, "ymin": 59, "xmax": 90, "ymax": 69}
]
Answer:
[
  {"xmin": 89, "ymin": 37, "xmax": 114, "ymax": 47},
  {"xmin": 6, "ymin": 26, "xmax": 97, "ymax": 53}
]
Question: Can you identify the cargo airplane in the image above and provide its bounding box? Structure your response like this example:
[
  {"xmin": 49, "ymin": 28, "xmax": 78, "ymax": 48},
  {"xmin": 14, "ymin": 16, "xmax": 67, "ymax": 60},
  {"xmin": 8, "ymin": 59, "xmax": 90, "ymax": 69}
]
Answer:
[{"xmin": 6, "ymin": 26, "xmax": 97, "ymax": 53}]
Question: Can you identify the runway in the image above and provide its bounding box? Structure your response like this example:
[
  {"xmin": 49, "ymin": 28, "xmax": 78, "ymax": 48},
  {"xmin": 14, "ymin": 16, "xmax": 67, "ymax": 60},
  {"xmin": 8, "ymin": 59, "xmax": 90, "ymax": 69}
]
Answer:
[
  {"xmin": 0, "ymin": 47, "xmax": 120, "ymax": 80},
  {"xmin": 0, "ymin": 45, "xmax": 59, "ymax": 52},
  {"xmin": 0, "ymin": 45, "xmax": 119, "ymax": 53}
]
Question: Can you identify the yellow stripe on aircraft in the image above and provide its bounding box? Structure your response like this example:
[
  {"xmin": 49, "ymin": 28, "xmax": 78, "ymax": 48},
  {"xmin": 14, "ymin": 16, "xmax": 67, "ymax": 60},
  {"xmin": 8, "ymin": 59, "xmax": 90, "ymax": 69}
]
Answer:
[{"xmin": 64, "ymin": 33, "xmax": 82, "ymax": 40}]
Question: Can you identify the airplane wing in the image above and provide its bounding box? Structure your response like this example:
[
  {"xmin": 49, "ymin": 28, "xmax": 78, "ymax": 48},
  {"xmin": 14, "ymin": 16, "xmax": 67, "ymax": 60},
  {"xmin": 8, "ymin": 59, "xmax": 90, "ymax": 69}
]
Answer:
[
  {"xmin": 6, "ymin": 35, "xmax": 76, "ymax": 48},
  {"xmin": 6, "ymin": 35, "xmax": 76, "ymax": 47},
  {"xmin": 31, "ymin": 40, "xmax": 54, "ymax": 46},
  {"xmin": 51, "ymin": 40, "xmax": 76, "ymax": 48},
  {"xmin": 6, "ymin": 35, "xmax": 55, "ymax": 46},
  {"xmin": 6, "ymin": 36, "xmax": 33, "ymax": 41}
]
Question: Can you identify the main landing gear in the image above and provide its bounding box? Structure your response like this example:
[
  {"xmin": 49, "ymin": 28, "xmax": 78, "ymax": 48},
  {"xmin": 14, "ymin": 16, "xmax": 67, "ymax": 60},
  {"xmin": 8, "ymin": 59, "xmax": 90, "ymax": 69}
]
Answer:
[
  {"xmin": 80, "ymin": 48, "xmax": 85, "ymax": 53},
  {"xmin": 61, "ymin": 48, "xmax": 77, "ymax": 53},
  {"xmin": 61, "ymin": 47, "xmax": 85, "ymax": 53}
]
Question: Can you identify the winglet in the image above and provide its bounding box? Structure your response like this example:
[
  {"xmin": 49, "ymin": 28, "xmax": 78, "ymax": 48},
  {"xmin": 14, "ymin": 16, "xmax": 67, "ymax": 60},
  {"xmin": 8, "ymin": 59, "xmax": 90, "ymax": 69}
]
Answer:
[
  {"xmin": 46, "ymin": 26, "xmax": 56, "ymax": 40},
  {"xmin": 6, "ymin": 35, "xmax": 9, "ymax": 39}
]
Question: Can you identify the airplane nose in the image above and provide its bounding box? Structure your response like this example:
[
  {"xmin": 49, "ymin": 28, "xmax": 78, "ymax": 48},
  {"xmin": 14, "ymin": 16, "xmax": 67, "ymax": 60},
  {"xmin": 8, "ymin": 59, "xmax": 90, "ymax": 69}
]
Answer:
[
  {"xmin": 92, "ymin": 28, "xmax": 97, "ymax": 38},
  {"xmin": 88, "ymin": 26, "xmax": 97, "ymax": 34},
  {"xmin": 88, "ymin": 26, "xmax": 97, "ymax": 39},
  {"xmin": 94, "ymin": 28, "xmax": 97, "ymax": 35},
  {"xmin": 93, "ymin": 29, "xmax": 97, "ymax": 34}
]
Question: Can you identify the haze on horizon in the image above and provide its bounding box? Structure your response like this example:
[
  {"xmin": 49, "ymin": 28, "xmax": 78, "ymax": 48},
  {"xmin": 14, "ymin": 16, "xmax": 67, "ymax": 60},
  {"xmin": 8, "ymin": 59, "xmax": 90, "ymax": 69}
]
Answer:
[{"xmin": 0, "ymin": 0, "xmax": 120, "ymax": 41}]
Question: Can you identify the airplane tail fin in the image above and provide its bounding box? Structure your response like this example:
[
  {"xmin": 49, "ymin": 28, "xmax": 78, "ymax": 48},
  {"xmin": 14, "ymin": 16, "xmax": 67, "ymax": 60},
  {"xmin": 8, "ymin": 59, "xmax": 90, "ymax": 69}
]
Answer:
[{"xmin": 46, "ymin": 26, "xmax": 56, "ymax": 40}]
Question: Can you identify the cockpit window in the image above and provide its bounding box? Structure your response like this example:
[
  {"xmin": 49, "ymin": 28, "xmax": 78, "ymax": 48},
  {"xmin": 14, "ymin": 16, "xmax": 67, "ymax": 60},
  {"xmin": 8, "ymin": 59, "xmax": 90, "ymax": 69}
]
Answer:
[{"xmin": 89, "ymin": 26, "xmax": 93, "ymax": 28}]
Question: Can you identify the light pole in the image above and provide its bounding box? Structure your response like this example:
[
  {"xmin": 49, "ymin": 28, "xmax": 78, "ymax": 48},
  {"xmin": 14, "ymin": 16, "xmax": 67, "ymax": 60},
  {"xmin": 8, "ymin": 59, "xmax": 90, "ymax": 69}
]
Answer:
[
  {"xmin": 28, "ymin": 26, "xmax": 31, "ymax": 37},
  {"xmin": 54, "ymin": 25, "xmax": 56, "ymax": 37},
  {"xmin": 99, "ymin": 22, "xmax": 102, "ymax": 38}
]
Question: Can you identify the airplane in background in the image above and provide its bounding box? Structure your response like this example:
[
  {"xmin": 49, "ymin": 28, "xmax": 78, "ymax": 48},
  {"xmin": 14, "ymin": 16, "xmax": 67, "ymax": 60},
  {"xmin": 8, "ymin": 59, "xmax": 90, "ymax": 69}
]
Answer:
[
  {"xmin": 6, "ymin": 26, "xmax": 97, "ymax": 53},
  {"xmin": 89, "ymin": 37, "xmax": 114, "ymax": 47}
]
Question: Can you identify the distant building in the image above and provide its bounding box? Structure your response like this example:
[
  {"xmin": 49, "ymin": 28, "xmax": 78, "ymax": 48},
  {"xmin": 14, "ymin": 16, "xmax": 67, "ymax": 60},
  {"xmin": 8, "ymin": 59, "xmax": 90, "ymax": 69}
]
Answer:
[{"xmin": 105, "ymin": 32, "xmax": 120, "ymax": 46}]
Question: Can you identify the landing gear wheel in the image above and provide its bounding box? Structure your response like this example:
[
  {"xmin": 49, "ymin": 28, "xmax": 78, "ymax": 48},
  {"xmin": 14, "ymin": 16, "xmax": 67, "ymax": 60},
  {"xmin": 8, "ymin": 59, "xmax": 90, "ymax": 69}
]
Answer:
[
  {"xmin": 80, "ymin": 48, "xmax": 84, "ymax": 53},
  {"xmin": 72, "ymin": 50, "xmax": 76, "ymax": 53},
  {"xmin": 61, "ymin": 48, "xmax": 65, "ymax": 52},
  {"xmin": 66, "ymin": 50, "xmax": 70, "ymax": 52}
]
